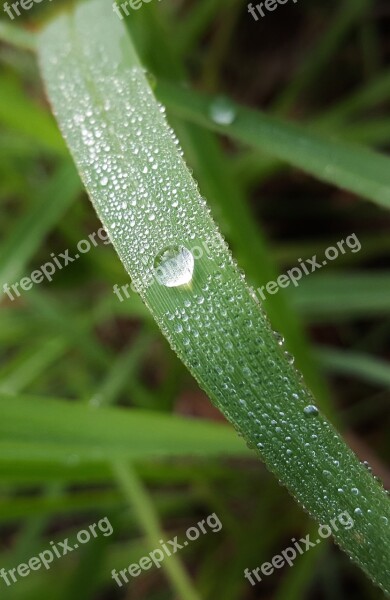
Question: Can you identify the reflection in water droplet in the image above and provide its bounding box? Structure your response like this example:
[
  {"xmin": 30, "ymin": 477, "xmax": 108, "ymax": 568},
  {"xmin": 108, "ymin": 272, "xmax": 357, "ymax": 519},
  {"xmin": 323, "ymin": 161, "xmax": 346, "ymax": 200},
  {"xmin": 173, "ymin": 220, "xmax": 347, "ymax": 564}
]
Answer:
[
  {"xmin": 273, "ymin": 331, "xmax": 285, "ymax": 346},
  {"xmin": 304, "ymin": 405, "xmax": 319, "ymax": 417},
  {"xmin": 209, "ymin": 97, "xmax": 237, "ymax": 125},
  {"xmin": 154, "ymin": 245, "xmax": 194, "ymax": 288}
]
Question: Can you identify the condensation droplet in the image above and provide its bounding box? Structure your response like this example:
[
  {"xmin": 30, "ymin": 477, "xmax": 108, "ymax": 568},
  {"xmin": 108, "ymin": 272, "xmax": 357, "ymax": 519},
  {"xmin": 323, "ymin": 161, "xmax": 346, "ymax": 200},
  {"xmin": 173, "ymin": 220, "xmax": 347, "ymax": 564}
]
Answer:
[
  {"xmin": 153, "ymin": 245, "xmax": 194, "ymax": 288},
  {"xmin": 303, "ymin": 405, "xmax": 319, "ymax": 417},
  {"xmin": 209, "ymin": 97, "xmax": 236, "ymax": 125}
]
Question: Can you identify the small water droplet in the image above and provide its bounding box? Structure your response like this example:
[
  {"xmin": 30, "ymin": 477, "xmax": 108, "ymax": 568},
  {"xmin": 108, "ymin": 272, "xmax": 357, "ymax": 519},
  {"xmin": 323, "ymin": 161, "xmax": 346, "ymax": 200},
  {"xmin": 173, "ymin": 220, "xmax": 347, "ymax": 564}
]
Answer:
[
  {"xmin": 154, "ymin": 245, "xmax": 194, "ymax": 288},
  {"xmin": 304, "ymin": 405, "xmax": 319, "ymax": 417},
  {"xmin": 284, "ymin": 351, "xmax": 295, "ymax": 365},
  {"xmin": 209, "ymin": 97, "xmax": 236, "ymax": 125},
  {"xmin": 273, "ymin": 331, "xmax": 285, "ymax": 346}
]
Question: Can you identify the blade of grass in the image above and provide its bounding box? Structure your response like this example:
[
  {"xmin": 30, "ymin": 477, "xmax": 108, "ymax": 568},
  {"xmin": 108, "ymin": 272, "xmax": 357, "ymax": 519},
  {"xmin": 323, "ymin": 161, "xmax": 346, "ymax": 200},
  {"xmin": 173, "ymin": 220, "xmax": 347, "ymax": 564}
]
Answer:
[
  {"xmin": 0, "ymin": 394, "xmax": 250, "ymax": 462},
  {"xmin": 291, "ymin": 272, "xmax": 390, "ymax": 320},
  {"xmin": 156, "ymin": 81, "xmax": 390, "ymax": 210},
  {"xmin": 0, "ymin": 21, "xmax": 36, "ymax": 51},
  {"xmin": 273, "ymin": 0, "xmax": 370, "ymax": 113},
  {"xmin": 0, "ymin": 161, "xmax": 80, "ymax": 291},
  {"xmin": 0, "ymin": 73, "xmax": 65, "ymax": 153},
  {"xmin": 315, "ymin": 70, "xmax": 390, "ymax": 127},
  {"xmin": 113, "ymin": 461, "xmax": 202, "ymax": 600},
  {"xmin": 38, "ymin": 1, "xmax": 390, "ymax": 592},
  {"xmin": 316, "ymin": 347, "xmax": 390, "ymax": 388},
  {"xmin": 0, "ymin": 337, "xmax": 68, "ymax": 393},
  {"xmin": 88, "ymin": 330, "xmax": 154, "ymax": 407},
  {"xmin": 127, "ymin": 7, "xmax": 331, "ymax": 408}
]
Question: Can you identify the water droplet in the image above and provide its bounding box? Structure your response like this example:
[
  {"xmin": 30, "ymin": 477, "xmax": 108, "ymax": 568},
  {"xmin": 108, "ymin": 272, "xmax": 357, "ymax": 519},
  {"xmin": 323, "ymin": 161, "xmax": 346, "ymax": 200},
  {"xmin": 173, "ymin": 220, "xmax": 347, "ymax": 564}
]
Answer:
[
  {"xmin": 144, "ymin": 69, "xmax": 157, "ymax": 89},
  {"xmin": 209, "ymin": 97, "xmax": 236, "ymax": 125},
  {"xmin": 354, "ymin": 508, "xmax": 363, "ymax": 516},
  {"xmin": 304, "ymin": 405, "xmax": 319, "ymax": 417},
  {"xmin": 153, "ymin": 245, "xmax": 194, "ymax": 288},
  {"xmin": 284, "ymin": 351, "xmax": 295, "ymax": 365},
  {"xmin": 273, "ymin": 331, "xmax": 285, "ymax": 346},
  {"xmin": 380, "ymin": 516, "xmax": 388, "ymax": 525}
]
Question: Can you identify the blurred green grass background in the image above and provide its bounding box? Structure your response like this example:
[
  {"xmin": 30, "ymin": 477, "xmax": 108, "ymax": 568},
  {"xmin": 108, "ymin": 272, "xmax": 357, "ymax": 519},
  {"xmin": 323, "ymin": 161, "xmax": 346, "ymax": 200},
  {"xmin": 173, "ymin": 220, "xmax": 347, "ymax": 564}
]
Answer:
[{"xmin": 0, "ymin": 0, "xmax": 389, "ymax": 598}]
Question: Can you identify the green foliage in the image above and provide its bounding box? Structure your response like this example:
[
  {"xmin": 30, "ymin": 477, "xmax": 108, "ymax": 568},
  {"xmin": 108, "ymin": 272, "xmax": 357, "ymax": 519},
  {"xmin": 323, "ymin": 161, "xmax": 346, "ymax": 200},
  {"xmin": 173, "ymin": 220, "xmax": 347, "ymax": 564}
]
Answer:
[{"xmin": 0, "ymin": 0, "xmax": 389, "ymax": 598}]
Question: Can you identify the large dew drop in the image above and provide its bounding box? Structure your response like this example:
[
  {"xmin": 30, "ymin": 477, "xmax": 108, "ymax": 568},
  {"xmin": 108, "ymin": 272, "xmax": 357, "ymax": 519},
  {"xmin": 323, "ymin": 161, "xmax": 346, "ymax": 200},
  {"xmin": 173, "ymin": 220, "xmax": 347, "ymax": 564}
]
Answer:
[{"xmin": 153, "ymin": 245, "xmax": 194, "ymax": 288}]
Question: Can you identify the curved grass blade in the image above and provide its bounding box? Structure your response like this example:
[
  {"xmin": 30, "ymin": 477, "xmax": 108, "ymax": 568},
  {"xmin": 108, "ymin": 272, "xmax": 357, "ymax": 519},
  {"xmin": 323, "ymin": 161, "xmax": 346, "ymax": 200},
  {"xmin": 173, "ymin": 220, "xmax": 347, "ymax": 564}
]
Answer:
[{"xmin": 38, "ymin": 0, "xmax": 390, "ymax": 593}]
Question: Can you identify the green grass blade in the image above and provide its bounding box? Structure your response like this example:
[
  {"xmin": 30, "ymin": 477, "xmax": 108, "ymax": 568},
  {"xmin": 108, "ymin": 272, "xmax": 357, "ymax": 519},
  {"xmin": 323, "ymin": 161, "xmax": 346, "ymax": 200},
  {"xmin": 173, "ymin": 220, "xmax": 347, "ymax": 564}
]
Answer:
[
  {"xmin": 0, "ymin": 73, "xmax": 65, "ymax": 153},
  {"xmin": 113, "ymin": 461, "xmax": 202, "ymax": 600},
  {"xmin": 37, "ymin": 1, "xmax": 390, "ymax": 593},
  {"xmin": 0, "ymin": 394, "xmax": 250, "ymax": 462},
  {"xmin": 0, "ymin": 21, "xmax": 36, "ymax": 51},
  {"xmin": 156, "ymin": 81, "xmax": 390, "ymax": 209},
  {"xmin": 291, "ymin": 272, "xmax": 390, "ymax": 319},
  {"xmin": 171, "ymin": 121, "xmax": 330, "ymax": 409},
  {"xmin": 86, "ymin": 330, "xmax": 152, "ymax": 407},
  {"xmin": 0, "ymin": 337, "xmax": 67, "ymax": 393},
  {"xmin": 316, "ymin": 347, "xmax": 390, "ymax": 388},
  {"xmin": 0, "ymin": 162, "xmax": 80, "ymax": 291},
  {"xmin": 273, "ymin": 0, "xmax": 370, "ymax": 113},
  {"xmin": 316, "ymin": 70, "xmax": 390, "ymax": 127}
]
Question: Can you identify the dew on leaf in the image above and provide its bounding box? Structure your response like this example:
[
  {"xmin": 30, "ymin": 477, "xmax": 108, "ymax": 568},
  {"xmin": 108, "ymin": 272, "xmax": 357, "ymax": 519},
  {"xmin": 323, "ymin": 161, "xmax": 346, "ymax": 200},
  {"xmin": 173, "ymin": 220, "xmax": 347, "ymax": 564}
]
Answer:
[
  {"xmin": 153, "ymin": 245, "xmax": 194, "ymax": 288},
  {"xmin": 304, "ymin": 405, "xmax": 319, "ymax": 417},
  {"xmin": 209, "ymin": 97, "xmax": 237, "ymax": 125}
]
